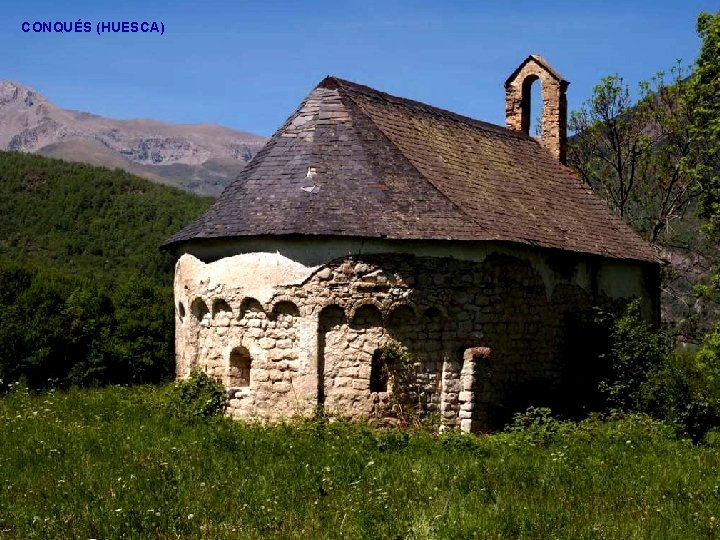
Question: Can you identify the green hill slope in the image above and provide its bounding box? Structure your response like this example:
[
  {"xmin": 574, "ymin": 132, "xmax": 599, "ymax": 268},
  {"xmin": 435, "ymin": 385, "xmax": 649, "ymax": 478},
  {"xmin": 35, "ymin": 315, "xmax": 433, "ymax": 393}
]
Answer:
[
  {"xmin": 0, "ymin": 151, "xmax": 214, "ymax": 388},
  {"xmin": 0, "ymin": 150, "xmax": 213, "ymax": 285}
]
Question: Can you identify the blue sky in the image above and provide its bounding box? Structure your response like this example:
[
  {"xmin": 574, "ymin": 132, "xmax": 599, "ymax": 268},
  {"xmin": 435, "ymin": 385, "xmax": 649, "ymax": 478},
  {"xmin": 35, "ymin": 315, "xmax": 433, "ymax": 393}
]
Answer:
[{"xmin": 2, "ymin": 1, "xmax": 717, "ymax": 136}]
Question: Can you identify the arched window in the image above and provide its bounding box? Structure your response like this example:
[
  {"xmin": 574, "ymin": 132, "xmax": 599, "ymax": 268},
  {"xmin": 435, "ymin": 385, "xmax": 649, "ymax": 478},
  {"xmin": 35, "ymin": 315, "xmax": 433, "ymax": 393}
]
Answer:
[
  {"xmin": 177, "ymin": 301, "xmax": 186, "ymax": 321},
  {"xmin": 370, "ymin": 349, "xmax": 389, "ymax": 393},
  {"xmin": 273, "ymin": 301, "xmax": 300, "ymax": 317},
  {"xmin": 228, "ymin": 346, "xmax": 251, "ymax": 387},
  {"xmin": 528, "ymin": 76, "xmax": 543, "ymax": 137},
  {"xmin": 386, "ymin": 304, "xmax": 416, "ymax": 328}
]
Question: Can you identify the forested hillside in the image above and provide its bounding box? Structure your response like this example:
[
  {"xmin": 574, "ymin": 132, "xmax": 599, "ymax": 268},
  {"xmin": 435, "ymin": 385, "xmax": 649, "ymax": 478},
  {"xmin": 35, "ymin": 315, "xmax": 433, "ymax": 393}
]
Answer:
[
  {"xmin": 0, "ymin": 151, "xmax": 212, "ymax": 388},
  {"xmin": 0, "ymin": 150, "xmax": 212, "ymax": 284},
  {"xmin": 567, "ymin": 16, "xmax": 720, "ymax": 342}
]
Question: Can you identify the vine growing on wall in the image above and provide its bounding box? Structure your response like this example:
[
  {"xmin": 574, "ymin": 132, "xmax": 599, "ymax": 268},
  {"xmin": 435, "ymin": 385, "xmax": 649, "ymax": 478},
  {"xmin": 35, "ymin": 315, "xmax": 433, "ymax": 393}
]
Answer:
[{"xmin": 376, "ymin": 341, "xmax": 423, "ymax": 427}]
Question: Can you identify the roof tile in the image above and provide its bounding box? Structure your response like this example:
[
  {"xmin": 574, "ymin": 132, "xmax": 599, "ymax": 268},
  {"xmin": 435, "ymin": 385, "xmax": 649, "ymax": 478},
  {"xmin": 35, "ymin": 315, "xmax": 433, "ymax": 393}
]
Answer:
[{"xmin": 164, "ymin": 76, "xmax": 656, "ymax": 263}]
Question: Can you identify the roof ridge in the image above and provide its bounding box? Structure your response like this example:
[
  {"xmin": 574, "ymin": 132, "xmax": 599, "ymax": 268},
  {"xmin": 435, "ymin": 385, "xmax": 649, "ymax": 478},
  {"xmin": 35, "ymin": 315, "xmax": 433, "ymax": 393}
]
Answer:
[
  {"xmin": 504, "ymin": 55, "xmax": 568, "ymax": 86},
  {"xmin": 335, "ymin": 84, "xmax": 492, "ymax": 237},
  {"xmin": 322, "ymin": 76, "xmax": 534, "ymax": 143}
]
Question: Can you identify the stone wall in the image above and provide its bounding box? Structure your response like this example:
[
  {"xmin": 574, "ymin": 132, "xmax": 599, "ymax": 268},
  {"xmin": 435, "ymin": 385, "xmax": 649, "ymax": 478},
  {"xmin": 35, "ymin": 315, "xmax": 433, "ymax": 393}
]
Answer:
[{"xmin": 174, "ymin": 249, "xmax": 654, "ymax": 431}]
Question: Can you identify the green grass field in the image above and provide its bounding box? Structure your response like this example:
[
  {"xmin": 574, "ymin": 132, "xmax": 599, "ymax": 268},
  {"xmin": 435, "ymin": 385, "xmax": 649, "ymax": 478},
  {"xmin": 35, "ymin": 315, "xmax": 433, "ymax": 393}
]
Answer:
[{"xmin": 0, "ymin": 385, "xmax": 718, "ymax": 539}]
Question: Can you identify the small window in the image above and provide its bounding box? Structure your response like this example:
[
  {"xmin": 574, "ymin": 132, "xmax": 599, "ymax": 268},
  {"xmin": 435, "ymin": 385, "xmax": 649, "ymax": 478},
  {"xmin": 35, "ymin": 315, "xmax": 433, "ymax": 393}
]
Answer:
[
  {"xmin": 178, "ymin": 302, "xmax": 186, "ymax": 320},
  {"xmin": 386, "ymin": 304, "xmax": 416, "ymax": 328},
  {"xmin": 272, "ymin": 300, "xmax": 300, "ymax": 321},
  {"xmin": 370, "ymin": 349, "xmax": 388, "ymax": 393},
  {"xmin": 228, "ymin": 346, "xmax": 251, "ymax": 387}
]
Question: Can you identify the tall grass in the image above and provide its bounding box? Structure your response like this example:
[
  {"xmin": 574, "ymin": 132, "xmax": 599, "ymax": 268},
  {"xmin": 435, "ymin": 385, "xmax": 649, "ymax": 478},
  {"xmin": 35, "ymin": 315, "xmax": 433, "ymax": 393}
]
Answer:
[{"xmin": 0, "ymin": 385, "xmax": 718, "ymax": 539}]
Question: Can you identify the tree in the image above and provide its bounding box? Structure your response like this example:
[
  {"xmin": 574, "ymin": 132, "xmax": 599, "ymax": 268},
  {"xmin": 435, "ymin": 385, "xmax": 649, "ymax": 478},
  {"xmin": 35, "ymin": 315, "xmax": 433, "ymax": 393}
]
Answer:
[
  {"xmin": 110, "ymin": 275, "xmax": 175, "ymax": 384},
  {"xmin": 692, "ymin": 10, "xmax": 720, "ymax": 238},
  {"xmin": 0, "ymin": 259, "xmax": 176, "ymax": 390},
  {"xmin": 568, "ymin": 66, "xmax": 697, "ymax": 246}
]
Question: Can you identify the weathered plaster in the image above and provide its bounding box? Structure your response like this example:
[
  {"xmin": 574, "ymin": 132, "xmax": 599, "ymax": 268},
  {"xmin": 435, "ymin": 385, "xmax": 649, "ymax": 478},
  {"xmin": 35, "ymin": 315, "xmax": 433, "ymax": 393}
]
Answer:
[{"xmin": 178, "ymin": 237, "xmax": 652, "ymax": 306}]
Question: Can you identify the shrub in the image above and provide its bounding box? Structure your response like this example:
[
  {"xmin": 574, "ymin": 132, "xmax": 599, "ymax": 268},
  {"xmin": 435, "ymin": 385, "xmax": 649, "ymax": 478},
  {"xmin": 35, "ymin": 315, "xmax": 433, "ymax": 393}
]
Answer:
[
  {"xmin": 579, "ymin": 410, "xmax": 678, "ymax": 444},
  {"xmin": 599, "ymin": 299, "xmax": 670, "ymax": 411},
  {"xmin": 640, "ymin": 330, "xmax": 720, "ymax": 441},
  {"xmin": 375, "ymin": 341, "xmax": 421, "ymax": 426},
  {"xmin": 171, "ymin": 369, "xmax": 227, "ymax": 421},
  {"xmin": 439, "ymin": 430, "xmax": 488, "ymax": 454},
  {"xmin": 704, "ymin": 428, "xmax": 720, "ymax": 447},
  {"xmin": 593, "ymin": 299, "xmax": 720, "ymax": 440},
  {"xmin": 504, "ymin": 406, "xmax": 572, "ymax": 446}
]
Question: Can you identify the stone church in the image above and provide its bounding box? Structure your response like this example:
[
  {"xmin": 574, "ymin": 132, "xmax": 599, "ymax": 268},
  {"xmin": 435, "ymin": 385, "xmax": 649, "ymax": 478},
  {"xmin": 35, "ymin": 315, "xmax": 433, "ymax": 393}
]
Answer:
[{"xmin": 163, "ymin": 55, "xmax": 659, "ymax": 432}]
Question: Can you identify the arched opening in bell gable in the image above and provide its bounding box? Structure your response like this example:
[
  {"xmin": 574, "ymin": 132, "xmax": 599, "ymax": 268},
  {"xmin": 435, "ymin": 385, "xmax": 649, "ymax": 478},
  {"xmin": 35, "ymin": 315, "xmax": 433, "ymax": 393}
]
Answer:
[{"xmin": 521, "ymin": 74, "xmax": 543, "ymax": 138}]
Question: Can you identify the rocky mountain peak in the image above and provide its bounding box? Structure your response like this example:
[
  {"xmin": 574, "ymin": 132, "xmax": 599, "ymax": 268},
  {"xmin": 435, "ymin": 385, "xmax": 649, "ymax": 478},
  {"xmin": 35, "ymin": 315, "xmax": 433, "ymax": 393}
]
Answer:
[
  {"xmin": 0, "ymin": 80, "xmax": 267, "ymax": 196},
  {"xmin": 0, "ymin": 81, "xmax": 44, "ymax": 108}
]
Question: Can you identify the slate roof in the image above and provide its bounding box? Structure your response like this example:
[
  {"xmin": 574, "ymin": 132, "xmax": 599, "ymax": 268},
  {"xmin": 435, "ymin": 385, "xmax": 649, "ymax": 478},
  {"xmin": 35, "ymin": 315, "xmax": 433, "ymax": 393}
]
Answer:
[{"xmin": 164, "ymin": 76, "xmax": 657, "ymax": 263}]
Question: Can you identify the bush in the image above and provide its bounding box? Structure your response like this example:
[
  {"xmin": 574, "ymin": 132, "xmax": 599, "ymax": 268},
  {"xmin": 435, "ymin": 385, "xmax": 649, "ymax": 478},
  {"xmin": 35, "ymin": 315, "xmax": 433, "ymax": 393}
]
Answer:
[
  {"xmin": 171, "ymin": 369, "xmax": 227, "ymax": 421},
  {"xmin": 110, "ymin": 275, "xmax": 174, "ymax": 384},
  {"xmin": 704, "ymin": 428, "xmax": 720, "ymax": 447},
  {"xmin": 599, "ymin": 299, "xmax": 670, "ymax": 411},
  {"xmin": 374, "ymin": 429, "xmax": 410, "ymax": 452},
  {"xmin": 504, "ymin": 406, "xmax": 572, "ymax": 446},
  {"xmin": 640, "ymin": 330, "xmax": 720, "ymax": 441},
  {"xmin": 375, "ymin": 341, "xmax": 422, "ymax": 426},
  {"xmin": 594, "ymin": 301, "xmax": 720, "ymax": 441},
  {"xmin": 439, "ymin": 430, "xmax": 488, "ymax": 455}
]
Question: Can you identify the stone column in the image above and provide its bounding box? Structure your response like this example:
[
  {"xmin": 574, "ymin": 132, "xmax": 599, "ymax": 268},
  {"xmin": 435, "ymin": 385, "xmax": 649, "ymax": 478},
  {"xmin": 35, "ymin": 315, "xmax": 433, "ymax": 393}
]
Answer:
[
  {"xmin": 458, "ymin": 346, "xmax": 493, "ymax": 433},
  {"xmin": 439, "ymin": 354, "xmax": 462, "ymax": 432}
]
